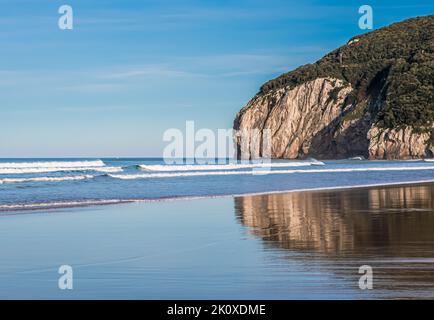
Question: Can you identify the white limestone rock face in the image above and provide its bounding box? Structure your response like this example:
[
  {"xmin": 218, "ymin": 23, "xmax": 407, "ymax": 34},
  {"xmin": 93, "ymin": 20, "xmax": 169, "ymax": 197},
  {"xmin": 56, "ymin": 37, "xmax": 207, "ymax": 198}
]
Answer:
[
  {"xmin": 368, "ymin": 126, "xmax": 434, "ymax": 160},
  {"xmin": 234, "ymin": 78, "xmax": 352, "ymax": 159},
  {"xmin": 234, "ymin": 77, "xmax": 433, "ymax": 160}
]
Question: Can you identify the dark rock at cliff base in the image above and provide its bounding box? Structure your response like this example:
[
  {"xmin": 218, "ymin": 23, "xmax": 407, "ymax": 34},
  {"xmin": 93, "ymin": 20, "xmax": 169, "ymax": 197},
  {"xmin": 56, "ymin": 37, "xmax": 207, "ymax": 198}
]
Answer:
[{"xmin": 234, "ymin": 15, "xmax": 434, "ymax": 160}]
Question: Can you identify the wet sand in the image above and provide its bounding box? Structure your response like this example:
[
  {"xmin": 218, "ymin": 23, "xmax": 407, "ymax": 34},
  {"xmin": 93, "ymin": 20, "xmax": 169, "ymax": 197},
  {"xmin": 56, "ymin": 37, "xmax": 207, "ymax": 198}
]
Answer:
[{"xmin": 1, "ymin": 182, "xmax": 434, "ymax": 299}]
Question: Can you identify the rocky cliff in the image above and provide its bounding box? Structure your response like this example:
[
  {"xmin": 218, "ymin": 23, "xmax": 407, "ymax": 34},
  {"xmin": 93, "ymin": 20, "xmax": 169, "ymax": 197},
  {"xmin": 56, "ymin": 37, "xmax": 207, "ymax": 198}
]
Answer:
[{"xmin": 234, "ymin": 15, "xmax": 434, "ymax": 160}]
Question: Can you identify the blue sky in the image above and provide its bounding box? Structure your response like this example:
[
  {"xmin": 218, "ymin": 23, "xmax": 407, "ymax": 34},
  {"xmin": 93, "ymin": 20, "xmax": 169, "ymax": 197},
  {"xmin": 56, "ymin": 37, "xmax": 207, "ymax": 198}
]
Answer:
[{"xmin": 0, "ymin": 0, "xmax": 433, "ymax": 157}]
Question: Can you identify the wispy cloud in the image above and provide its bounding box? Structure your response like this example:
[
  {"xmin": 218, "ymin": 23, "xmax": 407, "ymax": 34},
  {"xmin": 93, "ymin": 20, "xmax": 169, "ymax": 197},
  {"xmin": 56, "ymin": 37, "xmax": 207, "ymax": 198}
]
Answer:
[
  {"xmin": 59, "ymin": 83, "xmax": 127, "ymax": 93},
  {"xmin": 98, "ymin": 65, "xmax": 204, "ymax": 80},
  {"xmin": 0, "ymin": 46, "xmax": 327, "ymax": 93}
]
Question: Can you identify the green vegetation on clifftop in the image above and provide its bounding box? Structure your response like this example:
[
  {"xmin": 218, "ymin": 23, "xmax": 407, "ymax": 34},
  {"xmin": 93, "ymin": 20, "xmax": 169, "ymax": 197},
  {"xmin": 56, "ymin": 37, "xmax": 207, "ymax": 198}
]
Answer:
[{"xmin": 260, "ymin": 15, "xmax": 434, "ymax": 131}]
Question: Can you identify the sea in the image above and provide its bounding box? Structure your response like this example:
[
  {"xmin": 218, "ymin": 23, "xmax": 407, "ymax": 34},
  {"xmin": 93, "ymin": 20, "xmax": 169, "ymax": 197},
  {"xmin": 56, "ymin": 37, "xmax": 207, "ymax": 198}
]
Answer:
[
  {"xmin": 1, "ymin": 158, "xmax": 434, "ymax": 299},
  {"xmin": 1, "ymin": 158, "xmax": 434, "ymax": 211}
]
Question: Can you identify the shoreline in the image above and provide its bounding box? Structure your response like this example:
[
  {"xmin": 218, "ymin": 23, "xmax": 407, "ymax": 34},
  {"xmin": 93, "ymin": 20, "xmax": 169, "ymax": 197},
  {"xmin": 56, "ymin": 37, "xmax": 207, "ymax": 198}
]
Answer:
[{"xmin": 2, "ymin": 178, "xmax": 434, "ymax": 214}]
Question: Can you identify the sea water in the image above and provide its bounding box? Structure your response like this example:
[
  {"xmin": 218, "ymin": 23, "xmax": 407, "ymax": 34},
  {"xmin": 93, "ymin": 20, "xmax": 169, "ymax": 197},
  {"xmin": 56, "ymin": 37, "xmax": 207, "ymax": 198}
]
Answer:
[
  {"xmin": 1, "ymin": 158, "xmax": 434, "ymax": 211},
  {"xmin": 1, "ymin": 158, "xmax": 434, "ymax": 298}
]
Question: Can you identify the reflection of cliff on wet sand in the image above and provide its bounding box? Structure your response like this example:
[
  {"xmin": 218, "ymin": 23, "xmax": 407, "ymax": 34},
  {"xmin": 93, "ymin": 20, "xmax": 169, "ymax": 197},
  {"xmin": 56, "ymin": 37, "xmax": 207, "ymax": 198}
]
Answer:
[{"xmin": 234, "ymin": 184, "xmax": 434, "ymax": 255}]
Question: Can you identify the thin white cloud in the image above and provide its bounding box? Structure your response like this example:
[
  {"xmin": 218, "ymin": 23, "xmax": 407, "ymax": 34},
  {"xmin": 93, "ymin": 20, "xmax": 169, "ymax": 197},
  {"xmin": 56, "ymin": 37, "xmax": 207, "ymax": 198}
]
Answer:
[
  {"xmin": 0, "ymin": 46, "xmax": 328, "ymax": 94},
  {"xmin": 59, "ymin": 83, "xmax": 127, "ymax": 93},
  {"xmin": 98, "ymin": 65, "xmax": 204, "ymax": 80}
]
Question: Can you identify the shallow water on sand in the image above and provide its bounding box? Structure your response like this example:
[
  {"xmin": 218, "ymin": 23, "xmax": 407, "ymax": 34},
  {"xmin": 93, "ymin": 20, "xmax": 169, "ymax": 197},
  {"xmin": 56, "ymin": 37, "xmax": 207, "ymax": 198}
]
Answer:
[{"xmin": 1, "ymin": 183, "xmax": 434, "ymax": 299}]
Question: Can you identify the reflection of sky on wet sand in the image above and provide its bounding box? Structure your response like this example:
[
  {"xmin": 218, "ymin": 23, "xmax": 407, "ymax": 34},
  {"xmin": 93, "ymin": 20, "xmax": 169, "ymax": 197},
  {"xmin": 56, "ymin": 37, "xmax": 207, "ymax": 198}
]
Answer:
[{"xmin": 234, "ymin": 183, "xmax": 434, "ymax": 298}]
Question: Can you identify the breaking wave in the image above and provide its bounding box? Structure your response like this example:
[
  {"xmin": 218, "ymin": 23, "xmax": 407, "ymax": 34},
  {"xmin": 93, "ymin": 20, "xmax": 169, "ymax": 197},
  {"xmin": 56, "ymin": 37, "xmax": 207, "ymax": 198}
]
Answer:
[
  {"xmin": 138, "ymin": 161, "xmax": 324, "ymax": 172},
  {"xmin": 0, "ymin": 160, "xmax": 105, "ymax": 169},
  {"xmin": 0, "ymin": 175, "xmax": 94, "ymax": 184},
  {"xmin": 0, "ymin": 166, "xmax": 122, "ymax": 174},
  {"xmin": 111, "ymin": 165, "xmax": 434, "ymax": 180}
]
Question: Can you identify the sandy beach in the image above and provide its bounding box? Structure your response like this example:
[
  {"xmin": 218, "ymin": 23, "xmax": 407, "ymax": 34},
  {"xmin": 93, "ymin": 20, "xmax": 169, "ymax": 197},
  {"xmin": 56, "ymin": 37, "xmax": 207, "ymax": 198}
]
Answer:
[{"xmin": 1, "ymin": 182, "xmax": 434, "ymax": 299}]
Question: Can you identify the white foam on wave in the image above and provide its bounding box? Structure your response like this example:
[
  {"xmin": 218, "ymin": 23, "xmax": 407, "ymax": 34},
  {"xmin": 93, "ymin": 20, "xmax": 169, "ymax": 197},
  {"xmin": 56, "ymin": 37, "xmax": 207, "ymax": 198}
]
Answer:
[
  {"xmin": 139, "ymin": 161, "xmax": 324, "ymax": 172},
  {"xmin": 0, "ymin": 160, "xmax": 105, "ymax": 169},
  {"xmin": 0, "ymin": 166, "xmax": 122, "ymax": 174},
  {"xmin": 0, "ymin": 199, "xmax": 133, "ymax": 211},
  {"xmin": 0, "ymin": 175, "xmax": 94, "ymax": 184},
  {"xmin": 111, "ymin": 165, "xmax": 434, "ymax": 180},
  {"xmin": 424, "ymin": 159, "xmax": 434, "ymax": 162}
]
